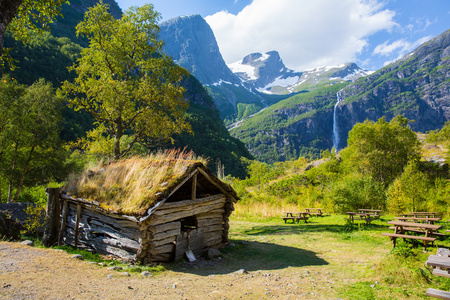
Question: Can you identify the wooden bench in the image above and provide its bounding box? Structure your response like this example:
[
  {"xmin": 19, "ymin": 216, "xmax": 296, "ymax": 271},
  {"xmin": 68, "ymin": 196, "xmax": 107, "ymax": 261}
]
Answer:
[
  {"xmin": 394, "ymin": 216, "xmax": 441, "ymax": 224},
  {"xmin": 381, "ymin": 233, "xmax": 436, "ymax": 251},
  {"xmin": 388, "ymin": 226, "xmax": 446, "ymax": 237},
  {"xmin": 282, "ymin": 212, "xmax": 309, "ymax": 224},
  {"xmin": 425, "ymin": 249, "xmax": 450, "ymax": 299},
  {"xmin": 346, "ymin": 212, "xmax": 374, "ymax": 224},
  {"xmin": 426, "ymin": 288, "xmax": 450, "ymax": 300},
  {"xmin": 358, "ymin": 209, "xmax": 381, "ymax": 219},
  {"xmin": 304, "ymin": 208, "xmax": 324, "ymax": 217},
  {"xmin": 384, "ymin": 220, "xmax": 441, "ymax": 251}
]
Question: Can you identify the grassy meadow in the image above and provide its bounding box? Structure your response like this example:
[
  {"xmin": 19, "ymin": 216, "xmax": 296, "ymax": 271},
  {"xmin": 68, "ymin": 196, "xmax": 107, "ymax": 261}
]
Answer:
[{"xmin": 222, "ymin": 210, "xmax": 450, "ymax": 299}]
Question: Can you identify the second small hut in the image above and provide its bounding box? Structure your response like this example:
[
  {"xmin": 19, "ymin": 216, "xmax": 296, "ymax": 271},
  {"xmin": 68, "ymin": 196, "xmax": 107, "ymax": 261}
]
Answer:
[{"xmin": 58, "ymin": 151, "xmax": 238, "ymax": 263}]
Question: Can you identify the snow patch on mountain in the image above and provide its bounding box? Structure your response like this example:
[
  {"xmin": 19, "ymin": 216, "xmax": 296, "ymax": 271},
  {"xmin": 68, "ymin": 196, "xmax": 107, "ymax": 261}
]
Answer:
[{"xmin": 228, "ymin": 60, "xmax": 257, "ymax": 80}]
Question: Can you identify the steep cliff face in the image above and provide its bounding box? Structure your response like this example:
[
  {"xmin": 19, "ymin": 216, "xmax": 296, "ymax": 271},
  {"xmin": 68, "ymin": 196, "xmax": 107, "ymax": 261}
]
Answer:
[
  {"xmin": 334, "ymin": 29, "xmax": 450, "ymax": 149},
  {"xmin": 159, "ymin": 15, "xmax": 240, "ymax": 85},
  {"xmin": 230, "ymin": 84, "xmax": 347, "ymax": 162}
]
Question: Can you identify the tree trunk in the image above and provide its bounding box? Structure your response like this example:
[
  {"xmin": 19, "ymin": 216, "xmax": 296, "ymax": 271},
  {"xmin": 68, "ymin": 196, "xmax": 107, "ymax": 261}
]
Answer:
[
  {"xmin": 42, "ymin": 188, "xmax": 62, "ymax": 247},
  {"xmin": 12, "ymin": 135, "xmax": 36, "ymax": 202},
  {"xmin": 0, "ymin": 0, "xmax": 24, "ymax": 56},
  {"xmin": 114, "ymin": 122, "xmax": 123, "ymax": 160}
]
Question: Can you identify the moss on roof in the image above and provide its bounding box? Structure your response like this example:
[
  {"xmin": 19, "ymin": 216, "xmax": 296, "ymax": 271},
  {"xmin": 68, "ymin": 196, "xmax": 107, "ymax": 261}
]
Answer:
[{"xmin": 64, "ymin": 150, "xmax": 214, "ymax": 216}]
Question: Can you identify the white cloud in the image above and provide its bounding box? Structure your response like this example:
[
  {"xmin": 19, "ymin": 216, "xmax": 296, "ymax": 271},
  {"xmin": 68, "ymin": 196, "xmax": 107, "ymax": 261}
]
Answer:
[
  {"xmin": 205, "ymin": 0, "xmax": 397, "ymax": 71},
  {"xmin": 374, "ymin": 35, "xmax": 433, "ymax": 65}
]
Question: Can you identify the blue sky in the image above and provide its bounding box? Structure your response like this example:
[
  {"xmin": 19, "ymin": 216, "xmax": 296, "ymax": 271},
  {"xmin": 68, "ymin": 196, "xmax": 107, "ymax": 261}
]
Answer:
[{"xmin": 115, "ymin": 0, "xmax": 450, "ymax": 71}]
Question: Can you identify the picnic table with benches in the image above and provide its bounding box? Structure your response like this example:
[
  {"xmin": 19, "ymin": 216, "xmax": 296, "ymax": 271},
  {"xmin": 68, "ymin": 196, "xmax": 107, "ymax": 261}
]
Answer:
[
  {"xmin": 382, "ymin": 220, "xmax": 442, "ymax": 251},
  {"xmin": 358, "ymin": 209, "xmax": 382, "ymax": 219},
  {"xmin": 400, "ymin": 212, "xmax": 439, "ymax": 218},
  {"xmin": 346, "ymin": 212, "xmax": 375, "ymax": 224},
  {"xmin": 304, "ymin": 208, "xmax": 324, "ymax": 217},
  {"xmin": 282, "ymin": 212, "xmax": 309, "ymax": 224},
  {"xmin": 425, "ymin": 248, "xmax": 450, "ymax": 299},
  {"xmin": 394, "ymin": 216, "xmax": 441, "ymax": 224}
]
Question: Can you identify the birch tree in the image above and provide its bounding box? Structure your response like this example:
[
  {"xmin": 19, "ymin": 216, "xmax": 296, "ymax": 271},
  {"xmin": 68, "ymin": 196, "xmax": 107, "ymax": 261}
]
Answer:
[{"xmin": 63, "ymin": 3, "xmax": 190, "ymax": 160}]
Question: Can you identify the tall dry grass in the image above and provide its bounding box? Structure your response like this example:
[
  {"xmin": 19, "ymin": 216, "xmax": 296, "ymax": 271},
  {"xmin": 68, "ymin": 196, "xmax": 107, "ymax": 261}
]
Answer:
[
  {"xmin": 233, "ymin": 202, "xmax": 307, "ymax": 220},
  {"xmin": 65, "ymin": 149, "xmax": 207, "ymax": 215}
]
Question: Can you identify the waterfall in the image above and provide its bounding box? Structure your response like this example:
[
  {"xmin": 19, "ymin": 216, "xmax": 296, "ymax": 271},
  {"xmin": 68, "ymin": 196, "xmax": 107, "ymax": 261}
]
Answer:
[{"xmin": 332, "ymin": 90, "xmax": 343, "ymax": 151}]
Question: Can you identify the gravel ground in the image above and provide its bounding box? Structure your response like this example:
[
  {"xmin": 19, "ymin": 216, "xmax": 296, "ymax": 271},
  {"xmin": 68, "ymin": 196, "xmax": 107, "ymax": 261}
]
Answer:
[{"xmin": 0, "ymin": 241, "xmax": 340, "ymax": 299}]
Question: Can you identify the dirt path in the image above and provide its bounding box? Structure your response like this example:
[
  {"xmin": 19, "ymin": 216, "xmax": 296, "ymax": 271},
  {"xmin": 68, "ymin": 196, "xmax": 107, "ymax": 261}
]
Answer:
[{"xmin": 0, "ymin": 241, "xmax": 340, "ymax": 299}]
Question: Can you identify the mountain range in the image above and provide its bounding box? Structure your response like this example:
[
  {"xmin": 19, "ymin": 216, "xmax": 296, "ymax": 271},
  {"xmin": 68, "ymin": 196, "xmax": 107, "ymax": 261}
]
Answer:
[
  {"xmin": 160, "ymin": 14, "xmax": 450, "ymax": 163},
  {"xmin": 160, "ymin": 14, "xmax": 372, "ymax": 124},
  {"xmin": 5, "ymin": 1, "xmax": 449, "ymax": 167}
]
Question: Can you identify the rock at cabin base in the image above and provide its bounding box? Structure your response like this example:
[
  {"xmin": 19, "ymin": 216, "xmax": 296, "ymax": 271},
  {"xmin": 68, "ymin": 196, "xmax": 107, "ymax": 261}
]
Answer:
[
  {"xmin": 20, "ymin": 240, "xmax": 34, "ymax": 246},
  {"xmin": 205, "ymin": 248, "xmax": 222, "ymax": 259}
]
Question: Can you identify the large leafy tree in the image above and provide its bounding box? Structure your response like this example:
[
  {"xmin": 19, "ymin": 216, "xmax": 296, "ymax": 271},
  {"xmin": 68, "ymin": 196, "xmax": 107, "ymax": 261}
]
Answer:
[
  {"xmin": 340, "ymin": 116, "xmax": 421, "ymax": 187},
  {"xmin": 63, "ymin": 2, "xmax": 190, "ymax": 160},
  {"xmin": 0, "ymin": 76, "xmax": 67, "ymax": 203},
  {"xmin": 0, "ymin": 0, "xmax": 67, "ymax": 63}
]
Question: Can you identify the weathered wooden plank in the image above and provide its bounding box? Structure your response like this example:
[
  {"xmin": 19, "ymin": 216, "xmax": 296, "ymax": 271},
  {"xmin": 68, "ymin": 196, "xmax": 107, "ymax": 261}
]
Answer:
[
  {"xmin": 153, "ymin": 196, "xmax": 226, "ymax": 215},
  {"xmin": 204, "ymin": 237, "xmax": 223, "ymax": 248},
  {"xmin": 196, "ymin": 210, "xmax": 225, "ymax": 220},
  {"xmin": 149, "ymin": 236, "xmax": 177, "ymax": 248},
  {"xmin": 139, "ymin": 169, "xmax": 200, "ymax": 222},
  {"xmin": 150, "ymin": 243, "xmax": 175, "ymax": 254},
  {"xmin": 148, "ymin": 253, "xmax": 173, "ymax": 262},
  {"xmin": 78, "ymin": 205, "xmax": 140, "ymax": 229},
  {"xmin": 147, "ymin": 200, "xmax": 226, "ymax": 225},
  {"xmin": 151, "ymin": 228, "xmax": 180, "ymax": 241},
  {"xmin": 74, "ymin": 204, "xmax": 82, "ymax": 247},
  {"xmin": 65, "ymin": 208, "xmax": 140, "ymax": 242},
  {"xmin": 64, "ymin": 214, "xmax": 141, "ymax": 251},
  {"xmin": 201, "ymin": 224, "xmax": 224, "ymax": 233},
  {"xmin": 197, "ymin": 218, "xmax": 223, "ymax": 227},
  {"xmin": 204, "ymin": 230, "xmax": 223, "ymax": 244},
  {"xmin": 64, "ymin": 226, "xmax": 140, "ymax": 253},
  {"xmin": 42, "ymin": 188, "xmax": 62, "ymax": 247},
  {"xmin": 58, "ymin": 200, "xmax": 69, "ymax": 246},
  {"xmin": 175, "ymin": 229, "xmax": 204, "ymax": 261},
  {"xmin": 147, "ymin": 221, "xmax": 181, "ymax": 234}
]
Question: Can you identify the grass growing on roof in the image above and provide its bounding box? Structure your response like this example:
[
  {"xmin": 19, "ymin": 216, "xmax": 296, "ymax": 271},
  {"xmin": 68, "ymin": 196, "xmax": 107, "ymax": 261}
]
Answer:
[{"xmin": 65, "ymin": 149, "xmax": 208, "ymax": 215}]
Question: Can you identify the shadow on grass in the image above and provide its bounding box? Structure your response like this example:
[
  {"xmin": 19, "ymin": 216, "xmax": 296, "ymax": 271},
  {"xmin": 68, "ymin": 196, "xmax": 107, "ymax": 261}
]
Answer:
[
  {"xmin": 169, "ymin": 239, "xmax": 328, "ymax": 276},
  {"xmin": 238, "ymin": 221, "xmax": 390, "ymax": 237}
]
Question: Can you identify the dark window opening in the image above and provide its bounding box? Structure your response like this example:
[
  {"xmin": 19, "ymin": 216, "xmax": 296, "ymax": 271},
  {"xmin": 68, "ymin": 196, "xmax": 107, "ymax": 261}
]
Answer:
[{"xmin": 180, "ymin": 216, "xmax": 197, "ymax": 232}]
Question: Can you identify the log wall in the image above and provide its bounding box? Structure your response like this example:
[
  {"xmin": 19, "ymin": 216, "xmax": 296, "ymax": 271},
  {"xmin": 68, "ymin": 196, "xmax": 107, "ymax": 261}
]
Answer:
[
  {"xmin": 61, "ymin": 201, "xmax": 140, "ymax": 261},
  {"xmin": 139, "ymin": 194, "xmax": 228, "ymax": 262},
  {"xmin": 60, "ymin": 193, "xmax": 235, "ymax": 264}
]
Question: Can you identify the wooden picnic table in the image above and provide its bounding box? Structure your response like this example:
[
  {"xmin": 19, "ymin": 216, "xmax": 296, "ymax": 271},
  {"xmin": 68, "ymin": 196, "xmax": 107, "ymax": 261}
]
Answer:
[
  {"xmin": 358, "ymin": 209, "xmax": 382, "ymax": 219},
  {"xmin": 282, "ymin": 212, "xmax": 309, "ymax": 224},
  {"xmin": 304, "ymin": 208, "xmax": 323, "ymax": 217},
  {"xmin": 382, "ymin": 220, "xmax": 442, "ymax": 251},
  {"xmin": 425, "ymin": 249, "xmax": 450, "ymax": 299},
  {"xmin": 346, "ymin": 212, "xmax": 374, "ymax": 224},
  {"xmin": 394, "ymin": 216, "xmax": 441, "ymax": 224},
  {"xmin": 400, "ymin": 212, "xmax": 439, "ymax": 218}
]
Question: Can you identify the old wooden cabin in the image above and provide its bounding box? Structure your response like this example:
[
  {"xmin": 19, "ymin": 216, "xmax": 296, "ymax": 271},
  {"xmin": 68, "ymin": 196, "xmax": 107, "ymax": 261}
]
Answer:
[{"xmin": 57, "ymin": 153, "xmax": 238, "ymax": 263}]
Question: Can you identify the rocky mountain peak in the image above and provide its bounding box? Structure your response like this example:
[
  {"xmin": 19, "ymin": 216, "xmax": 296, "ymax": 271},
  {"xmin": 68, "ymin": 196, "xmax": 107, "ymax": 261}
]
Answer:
[
  {"xmin": 159, "ymin": 14, "xmax": 240, "ymax": 85},
  {"xmin": 229, "ymin": 51, "xmax": 302, "ymax": 92}
]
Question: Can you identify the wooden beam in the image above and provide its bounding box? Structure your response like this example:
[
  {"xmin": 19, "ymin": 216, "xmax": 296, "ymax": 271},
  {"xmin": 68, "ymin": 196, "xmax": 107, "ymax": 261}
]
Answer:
[
  {"xmin": 197, "ymin": 168, "xmax": 236, "ymax": 201},
  {"xmin": 139, "ymin": 169, "xmax": 199, "ymax": 222},
  {"xmin": 74, "ymin": 204, "xmax": 81, "ymax": 248},
  {"xmin": 58, "ymin": 200, "xmax": 68, "ymax": 246},
  {"xmin": 192, "ymin": 173, "xmax": 197, "ymax": 201}
]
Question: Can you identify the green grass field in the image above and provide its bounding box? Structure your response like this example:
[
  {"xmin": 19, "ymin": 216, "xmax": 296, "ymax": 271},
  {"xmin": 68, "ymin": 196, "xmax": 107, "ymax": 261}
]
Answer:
[{"xmin": 212, "ymin": 214, "xmax": 450, "ymax": 299}]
